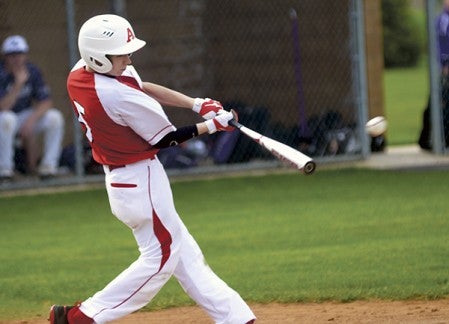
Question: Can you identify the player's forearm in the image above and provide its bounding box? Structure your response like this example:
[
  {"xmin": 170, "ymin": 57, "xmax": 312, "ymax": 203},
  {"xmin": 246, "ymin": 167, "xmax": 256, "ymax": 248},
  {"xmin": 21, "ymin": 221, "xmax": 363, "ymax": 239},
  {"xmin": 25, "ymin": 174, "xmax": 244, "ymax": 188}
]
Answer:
[
  {"xmin": 196, "ymin": 122, "xmax": 210, "ymax": 135},
  {"xmin": 142, "ymin": 82, "xmax": 194, "ymax": 108},
  {"xmin": 29, "ymin": 99, "xmax": 53, "ymax": 122},
  {"xmin": 153, "ymin": 122, "xmax": 214, "ymax": 149},
  {"xmin": 0, "ymin": 83, "xmax": 24, "ymax": 111}
]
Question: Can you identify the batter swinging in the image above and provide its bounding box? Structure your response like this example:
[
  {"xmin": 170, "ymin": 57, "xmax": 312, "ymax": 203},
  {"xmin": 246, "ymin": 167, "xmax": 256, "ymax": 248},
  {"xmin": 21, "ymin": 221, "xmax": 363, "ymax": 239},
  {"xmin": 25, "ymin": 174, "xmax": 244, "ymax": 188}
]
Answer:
[{"xmin": 49, "ymin": 14, "xmax": 255, "ymax": 324}]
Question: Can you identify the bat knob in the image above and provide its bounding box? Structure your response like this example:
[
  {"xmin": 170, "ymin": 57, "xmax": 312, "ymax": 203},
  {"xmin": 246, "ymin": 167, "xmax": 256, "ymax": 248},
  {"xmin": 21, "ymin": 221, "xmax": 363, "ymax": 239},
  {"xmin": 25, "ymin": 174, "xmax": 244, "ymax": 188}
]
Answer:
[{"xmin": 303, "ymin": 161, "xmax": 316, "ymax": 175}]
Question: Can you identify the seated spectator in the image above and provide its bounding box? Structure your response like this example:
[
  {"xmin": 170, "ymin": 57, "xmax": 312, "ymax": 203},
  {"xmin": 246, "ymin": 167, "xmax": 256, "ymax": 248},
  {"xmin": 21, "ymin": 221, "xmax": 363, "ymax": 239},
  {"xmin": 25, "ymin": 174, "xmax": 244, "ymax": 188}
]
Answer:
[{"xmin": 0, "ymin": 35, "xmax": 64, "ymax": 181}]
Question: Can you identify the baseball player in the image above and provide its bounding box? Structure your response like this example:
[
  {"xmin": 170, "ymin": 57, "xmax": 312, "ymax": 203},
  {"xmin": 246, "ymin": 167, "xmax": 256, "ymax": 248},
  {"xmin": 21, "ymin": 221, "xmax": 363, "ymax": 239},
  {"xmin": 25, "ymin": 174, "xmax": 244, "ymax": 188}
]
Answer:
[
  {"xmin": 0, "ymin": 35, "xmax": 64, "ymax": 180},
  {"xmin": 49, "ymin": 14, "xmax": 256, "ymax": 324}
]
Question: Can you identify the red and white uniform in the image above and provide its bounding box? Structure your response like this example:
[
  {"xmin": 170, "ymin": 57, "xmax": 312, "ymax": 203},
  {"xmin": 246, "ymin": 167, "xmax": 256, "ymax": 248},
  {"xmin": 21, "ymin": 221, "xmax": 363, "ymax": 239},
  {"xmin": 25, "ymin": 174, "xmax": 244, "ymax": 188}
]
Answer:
[{"xmin": 67, "ymin": 60, "xmax": 255, "ymax": 324}]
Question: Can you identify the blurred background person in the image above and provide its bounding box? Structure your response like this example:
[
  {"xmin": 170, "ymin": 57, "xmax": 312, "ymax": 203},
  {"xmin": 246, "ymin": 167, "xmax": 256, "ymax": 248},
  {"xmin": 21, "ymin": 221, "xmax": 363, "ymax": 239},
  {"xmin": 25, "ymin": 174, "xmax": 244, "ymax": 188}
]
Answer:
[
  {"xmin": 0, "ymin": 35, "xmax": 64, "ymax": 181},
  {"xmin": 419, "ymin": 0, "xmax": 449, "ymax": 150}
]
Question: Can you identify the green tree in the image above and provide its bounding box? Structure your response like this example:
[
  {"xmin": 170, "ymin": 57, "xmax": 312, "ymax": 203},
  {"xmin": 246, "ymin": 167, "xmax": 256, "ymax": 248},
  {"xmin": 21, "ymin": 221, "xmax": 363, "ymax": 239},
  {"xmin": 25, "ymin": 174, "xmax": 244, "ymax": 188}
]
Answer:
[{"xmin": 382, "ymin": 0, "xmax": 423, "ymax": 67}]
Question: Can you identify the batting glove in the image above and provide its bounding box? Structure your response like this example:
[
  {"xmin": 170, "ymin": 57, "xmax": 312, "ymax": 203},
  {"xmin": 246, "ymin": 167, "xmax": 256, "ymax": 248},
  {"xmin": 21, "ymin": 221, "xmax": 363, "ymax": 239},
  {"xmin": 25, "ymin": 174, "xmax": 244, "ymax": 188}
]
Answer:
[
  {"xmin": 205, "ymin": 110, "xmax": 236, "ymax": 134},
  {"xmin": 193, "ymin": 98, "xmax": 223, "ymax": 120}
]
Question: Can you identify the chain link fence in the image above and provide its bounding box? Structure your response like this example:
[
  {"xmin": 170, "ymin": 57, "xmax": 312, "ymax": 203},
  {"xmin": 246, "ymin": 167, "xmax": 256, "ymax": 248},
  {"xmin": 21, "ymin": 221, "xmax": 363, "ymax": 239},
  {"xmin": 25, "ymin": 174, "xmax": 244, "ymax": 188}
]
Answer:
[
  {"xmin": 132, "ymin": 0, "xmax": 368, "ymax": 167},
  {"xmin": 0, "ymin": 0, "xmax": 368, "ymax": 191}
]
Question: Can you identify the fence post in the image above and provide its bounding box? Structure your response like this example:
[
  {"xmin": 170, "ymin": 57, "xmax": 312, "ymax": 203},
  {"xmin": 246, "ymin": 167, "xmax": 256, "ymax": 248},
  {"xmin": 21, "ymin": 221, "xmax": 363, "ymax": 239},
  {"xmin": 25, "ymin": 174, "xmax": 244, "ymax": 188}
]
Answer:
[
  {"xmin": 352, "ymin": 0, "xmax": 370, "ymax": 158},
  {"xmin": 110, "ymin": 0, "xmax": 127, "ymax": 17},
  {"xmin": 426, "ymin": 0, "xmax": 445, "ymax": 154},
  {"xmin": 65, "ymin": 0, "xmax": 85, "ymax": 178}
]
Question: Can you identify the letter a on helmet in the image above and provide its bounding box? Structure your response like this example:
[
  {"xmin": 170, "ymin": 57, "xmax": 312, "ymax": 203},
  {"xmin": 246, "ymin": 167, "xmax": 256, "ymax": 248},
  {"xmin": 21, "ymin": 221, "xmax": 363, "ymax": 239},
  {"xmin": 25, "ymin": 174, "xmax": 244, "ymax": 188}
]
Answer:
[
  {"xmin": 127, "ymin": 28, "xmax": 135, "ymax": 42},
  {"xmin": 78, "ymin": 14, "xmax": 146, "ymax": 73}
]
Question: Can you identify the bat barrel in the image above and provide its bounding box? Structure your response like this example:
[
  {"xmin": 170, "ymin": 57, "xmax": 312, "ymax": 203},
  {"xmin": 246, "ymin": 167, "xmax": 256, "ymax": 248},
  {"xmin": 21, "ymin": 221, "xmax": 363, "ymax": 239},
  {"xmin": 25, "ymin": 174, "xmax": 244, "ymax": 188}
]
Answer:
[
  {"xmin": 302, "ymin": 161, "xmax": 316, "ymax": 175},
  {"xmin": 229, "ymin": 117, "xmax": 316, "ymax": 175}
]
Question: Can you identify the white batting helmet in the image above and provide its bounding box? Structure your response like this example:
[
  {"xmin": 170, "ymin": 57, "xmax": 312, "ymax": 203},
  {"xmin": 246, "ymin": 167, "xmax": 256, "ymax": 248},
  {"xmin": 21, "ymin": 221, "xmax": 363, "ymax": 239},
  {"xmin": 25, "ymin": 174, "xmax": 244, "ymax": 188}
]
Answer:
[{"xmin": 78, "ymin": 14, "xmax": 146, "ymax": 73}]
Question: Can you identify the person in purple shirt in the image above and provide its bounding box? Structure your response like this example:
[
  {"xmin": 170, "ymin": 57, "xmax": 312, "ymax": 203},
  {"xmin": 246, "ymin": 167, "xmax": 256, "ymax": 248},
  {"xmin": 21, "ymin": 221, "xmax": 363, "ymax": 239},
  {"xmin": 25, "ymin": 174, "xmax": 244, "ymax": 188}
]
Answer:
[
  {"xmin": 419, "ymin": 0, "xmax": 449, "ymax": 150},
  {"xmin": 0, "ymin": 35, "xmax": 64, "ymax": 181},
  {"xmin": 437, "ymin": 0, "xmax": 449, "ymax": 69}
]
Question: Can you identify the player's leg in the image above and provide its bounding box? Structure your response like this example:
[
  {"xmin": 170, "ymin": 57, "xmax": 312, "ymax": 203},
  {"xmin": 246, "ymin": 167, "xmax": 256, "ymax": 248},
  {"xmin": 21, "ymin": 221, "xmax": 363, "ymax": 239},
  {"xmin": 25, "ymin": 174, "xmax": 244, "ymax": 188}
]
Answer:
[
  {"xmin": 32, "ymin": 108, "xmax": 64, "ymax": 177},
  {"xmin": 14, "ymin": 109, "xmax": 40, "ymax": 174},
  {"xmin": 173, "ymin": 222, "xmax": 256, "ymax": 324},
  {"xmin": 75, "ymin": 158, "xmax": 182, "ymax": 323},
  {"xmin": 0, "ymin": 111, "xmax": 18, "ymax": 179},
  {"xmin": 22, "ymin": 131, "xmax": 39, "ymax": 173}
]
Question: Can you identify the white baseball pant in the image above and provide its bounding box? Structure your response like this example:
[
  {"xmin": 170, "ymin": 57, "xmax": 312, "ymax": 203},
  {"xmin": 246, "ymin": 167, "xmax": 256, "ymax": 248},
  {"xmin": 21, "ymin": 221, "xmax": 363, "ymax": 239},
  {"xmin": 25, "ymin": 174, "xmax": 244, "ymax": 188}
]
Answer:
[
  {"xmin": 0, "ymin": 108, "xmax": 64, "ymax": 176},
  {"xmin": 79, "ymin": 157, "xmax": 255, "ymax": 324}
]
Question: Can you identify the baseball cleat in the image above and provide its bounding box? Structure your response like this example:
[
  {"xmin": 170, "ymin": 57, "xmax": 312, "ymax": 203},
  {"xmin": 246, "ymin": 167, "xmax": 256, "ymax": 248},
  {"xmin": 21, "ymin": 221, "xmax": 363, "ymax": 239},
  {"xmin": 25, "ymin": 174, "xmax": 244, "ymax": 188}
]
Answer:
[{"xmin": 48, "ymin": 305, "xmax": 73, "ymax": 324}]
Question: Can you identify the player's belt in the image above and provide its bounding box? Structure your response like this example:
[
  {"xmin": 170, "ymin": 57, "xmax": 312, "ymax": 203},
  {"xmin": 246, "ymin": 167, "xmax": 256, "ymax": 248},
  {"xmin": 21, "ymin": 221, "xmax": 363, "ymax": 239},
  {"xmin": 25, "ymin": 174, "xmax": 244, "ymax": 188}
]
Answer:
[
  {"xmin": 107, "ymin": 164, "xmax": 126, "ymax": 171},
  {"xmin": 105, "ymin": 153, "xmax": 158, "ymax": 172}
]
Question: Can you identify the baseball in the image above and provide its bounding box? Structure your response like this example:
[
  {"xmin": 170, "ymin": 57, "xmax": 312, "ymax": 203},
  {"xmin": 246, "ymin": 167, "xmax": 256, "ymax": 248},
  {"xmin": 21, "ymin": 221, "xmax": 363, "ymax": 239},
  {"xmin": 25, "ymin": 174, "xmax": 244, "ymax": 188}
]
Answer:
[{"xmin": 365, "ymin": 116, "xmax": 387, "ymax": 137}]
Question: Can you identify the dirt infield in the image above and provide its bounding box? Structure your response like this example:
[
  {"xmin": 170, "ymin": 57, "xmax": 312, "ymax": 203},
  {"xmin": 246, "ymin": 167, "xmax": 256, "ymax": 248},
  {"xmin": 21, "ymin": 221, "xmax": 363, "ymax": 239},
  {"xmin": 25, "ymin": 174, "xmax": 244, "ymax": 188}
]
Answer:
[
  {"xmin": 113, "ymin": 300, "xmax": 449, "ymax": 323},
  {"xmin": 4, "ymin": 300, "xmax": 449, "ymax": 323}
]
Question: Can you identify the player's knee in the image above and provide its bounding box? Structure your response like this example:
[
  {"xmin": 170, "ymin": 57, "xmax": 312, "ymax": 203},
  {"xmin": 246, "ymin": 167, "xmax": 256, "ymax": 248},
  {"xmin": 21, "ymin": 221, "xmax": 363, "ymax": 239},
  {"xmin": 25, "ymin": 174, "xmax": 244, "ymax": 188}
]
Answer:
[
  {"xmin": 0, "ymin": 111, "xmax": 18, "ymax": 134},
  {"xmin": 45, "ymin": 109, "xmax": 65, "ymax": 129}
]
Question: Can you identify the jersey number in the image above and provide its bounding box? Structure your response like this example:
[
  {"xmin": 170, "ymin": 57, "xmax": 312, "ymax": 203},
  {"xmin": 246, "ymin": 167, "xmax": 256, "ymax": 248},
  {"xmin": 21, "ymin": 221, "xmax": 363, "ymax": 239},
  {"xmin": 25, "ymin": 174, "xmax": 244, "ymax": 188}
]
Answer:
[{"xmin": 74, "ymin": 101, "xmax": 93, "ymax": 142}]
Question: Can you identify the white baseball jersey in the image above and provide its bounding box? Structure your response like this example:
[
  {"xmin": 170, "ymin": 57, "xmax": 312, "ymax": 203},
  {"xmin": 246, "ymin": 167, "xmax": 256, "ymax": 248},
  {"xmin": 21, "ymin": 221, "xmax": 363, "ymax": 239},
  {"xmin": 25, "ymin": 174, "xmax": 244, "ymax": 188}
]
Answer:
[{"xmin": 67, "ymin": 59, "xmax": 175, "ymax": 166}]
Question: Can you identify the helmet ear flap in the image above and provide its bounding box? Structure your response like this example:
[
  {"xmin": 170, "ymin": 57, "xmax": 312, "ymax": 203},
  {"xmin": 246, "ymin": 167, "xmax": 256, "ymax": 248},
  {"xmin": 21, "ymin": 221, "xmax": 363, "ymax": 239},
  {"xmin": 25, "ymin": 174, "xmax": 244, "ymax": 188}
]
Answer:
[
  {"xmin": 79, "ymin": 49, "xmax": 113, "ymax": 74},
  {"xmin": 87, "ymin": 54, "xmax": 112, "ymax": 74}
]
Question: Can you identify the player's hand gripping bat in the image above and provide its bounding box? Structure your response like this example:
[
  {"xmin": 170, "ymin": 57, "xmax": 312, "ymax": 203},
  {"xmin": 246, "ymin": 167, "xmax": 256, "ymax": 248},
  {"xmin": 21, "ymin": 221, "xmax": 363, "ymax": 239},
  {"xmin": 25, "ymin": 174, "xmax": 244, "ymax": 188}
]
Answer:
[{"xmin": 229, "ymin": 119, "xmax": 316, "ymax": 175}]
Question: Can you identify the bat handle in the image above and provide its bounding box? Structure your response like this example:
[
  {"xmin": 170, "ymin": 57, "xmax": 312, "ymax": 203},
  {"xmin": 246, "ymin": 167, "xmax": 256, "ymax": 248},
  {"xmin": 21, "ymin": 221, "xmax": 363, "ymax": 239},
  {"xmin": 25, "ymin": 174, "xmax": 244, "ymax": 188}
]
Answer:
[{"xmin": 229, "ymin": 119, "xmax": 243, "ymax": 129}]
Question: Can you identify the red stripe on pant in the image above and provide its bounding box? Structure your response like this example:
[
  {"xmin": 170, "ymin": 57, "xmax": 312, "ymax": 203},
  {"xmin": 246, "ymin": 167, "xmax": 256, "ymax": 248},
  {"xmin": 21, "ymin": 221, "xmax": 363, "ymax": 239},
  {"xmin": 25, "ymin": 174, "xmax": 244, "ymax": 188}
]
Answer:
[
  {"xmin": 93, "ymin": 211, "xmax": 173, "ymax": 318},
  {"xmin": 153, "ymin": 210, "xmax": 173, "ymax": 270}
]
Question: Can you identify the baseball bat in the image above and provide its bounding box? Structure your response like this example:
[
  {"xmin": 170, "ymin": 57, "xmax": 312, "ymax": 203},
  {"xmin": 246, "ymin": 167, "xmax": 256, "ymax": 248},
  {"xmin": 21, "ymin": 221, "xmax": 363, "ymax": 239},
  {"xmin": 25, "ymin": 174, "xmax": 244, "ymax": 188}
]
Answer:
[{"xmin": 229, "ymin": 119, "xmax": 316, "ymax": 175}]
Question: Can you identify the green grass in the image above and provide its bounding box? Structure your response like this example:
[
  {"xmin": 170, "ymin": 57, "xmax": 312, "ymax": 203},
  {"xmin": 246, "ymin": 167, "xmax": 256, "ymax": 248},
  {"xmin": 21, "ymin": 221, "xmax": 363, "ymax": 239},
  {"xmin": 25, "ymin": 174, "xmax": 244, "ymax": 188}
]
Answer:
[
  {"xmin": 384, "ymin": 7, "xmax": 428, "ymax": 146},
  {"xmin": 1, "ymin": 170, "xmax": 449, "ymax": 320}
]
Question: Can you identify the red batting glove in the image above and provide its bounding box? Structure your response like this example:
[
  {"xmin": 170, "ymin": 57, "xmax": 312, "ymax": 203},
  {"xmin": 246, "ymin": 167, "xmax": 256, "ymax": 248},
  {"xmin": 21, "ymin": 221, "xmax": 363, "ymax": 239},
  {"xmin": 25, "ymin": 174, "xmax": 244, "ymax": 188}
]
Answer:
[
  {"xmin": 193, "ymin": 98, "xmax": 223, "ymax": 120},
  {"xmin": 205, "ymin": 110, "xmax": 236, "ymax": 133}
]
